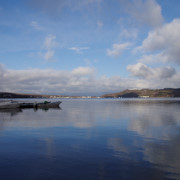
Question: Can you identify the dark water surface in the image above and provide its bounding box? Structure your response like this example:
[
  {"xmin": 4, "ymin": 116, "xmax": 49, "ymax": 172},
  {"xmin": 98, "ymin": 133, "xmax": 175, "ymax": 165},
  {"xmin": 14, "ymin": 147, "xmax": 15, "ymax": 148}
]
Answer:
[{"xmin": 0, "ymin": 98, "xmax": 180, "ymax": 180}]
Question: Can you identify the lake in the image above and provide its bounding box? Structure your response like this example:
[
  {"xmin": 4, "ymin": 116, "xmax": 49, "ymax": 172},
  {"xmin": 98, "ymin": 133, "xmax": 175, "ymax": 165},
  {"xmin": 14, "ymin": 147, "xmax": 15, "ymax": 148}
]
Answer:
[{"xmin": 0, "ymin": 98, "xmax": 180, "ymax": 180}]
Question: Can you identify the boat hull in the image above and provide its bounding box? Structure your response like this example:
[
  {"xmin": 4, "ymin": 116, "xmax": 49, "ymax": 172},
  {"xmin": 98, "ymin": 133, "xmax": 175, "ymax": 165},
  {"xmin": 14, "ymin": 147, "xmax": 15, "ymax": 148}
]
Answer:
[{"xmin": 35, "ymin": 101, "xmax": 61, "ymax": 108}]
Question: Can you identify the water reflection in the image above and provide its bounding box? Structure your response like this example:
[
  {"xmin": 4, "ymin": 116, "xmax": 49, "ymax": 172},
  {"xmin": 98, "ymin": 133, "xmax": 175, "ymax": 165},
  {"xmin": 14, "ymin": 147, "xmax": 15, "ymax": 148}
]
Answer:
[
  {"xmin": 0, "ymin": 99, "xmax": 180, "ymax": 179},
  {"xmin": 0, "ymin": 107, "xmax": 62, "ymax": 130},
  {"xmin": 144, "ymin": 133, "xmax": 180, "ymax": 179},
  {"xmin": 45, "ymin": 137, "xmax": 56, "ymax": 161}
]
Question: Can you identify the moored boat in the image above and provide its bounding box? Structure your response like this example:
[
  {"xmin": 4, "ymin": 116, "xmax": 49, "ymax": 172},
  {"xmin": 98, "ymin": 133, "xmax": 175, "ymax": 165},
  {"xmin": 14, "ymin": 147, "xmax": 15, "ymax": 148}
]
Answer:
[
  {"xmin": 35, "ymin": 101, "xmax": 62, "ymax": 108},
  {"xmin": 0, "ymin": 100, "xmax": 62, "ymax": 109}
]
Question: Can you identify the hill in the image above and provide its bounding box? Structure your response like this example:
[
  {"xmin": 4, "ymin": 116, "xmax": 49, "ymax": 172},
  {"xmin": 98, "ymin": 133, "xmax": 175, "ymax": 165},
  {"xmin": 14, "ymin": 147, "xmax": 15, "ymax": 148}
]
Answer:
[
  {"xmin": 0, "ymin": 92, "xmax": 53, "ymax": 98},
  {"xmin": 0, "ymin": 92, "xmax": 95, "ymax": 99},
  {"xmin": 102, "ymin": 88, "xmax": 180, "ymax": 98}
]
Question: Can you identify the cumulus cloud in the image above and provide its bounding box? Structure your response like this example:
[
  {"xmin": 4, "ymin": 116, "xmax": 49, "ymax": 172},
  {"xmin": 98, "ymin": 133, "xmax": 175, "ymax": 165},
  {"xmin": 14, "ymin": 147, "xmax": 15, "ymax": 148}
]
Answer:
[
  {"xmin": 0, "ymin": 65, "xmax": 96, "ymax": 94},
  {"xmin": 124, "ymin": 0, "xmax": 163, "ymax": 27},
  {"xmin": 72, "ymin": 67, "xmax": 95, "ymax": 76},
  {"xmin": 142, "ymin": 19, "xmax": 180, "ymax": 51},
  {"xmin": 40, "ymin": 35, "xmax": 58, "ymax": 61},
  {"xmin": 140, "ymin": 19, "xmax": 180, "ymax": 65},
  {"xmin": 69, "ymin": 47, "xmax": 89, "ymax": 54},
  {"xmin": 0, "ymin": 62, "xmax": 180, "ymax": 95},
  {"xmin": 0, "ymin": 63, "xmax": 138, "ymax": 95},
  {"xmin": 107, "ymin": 42, "xmax": 131, "ymax": 58},
  {"xmin": 127, "ymin": 63, "xmax": 176, "ymax": 79}
]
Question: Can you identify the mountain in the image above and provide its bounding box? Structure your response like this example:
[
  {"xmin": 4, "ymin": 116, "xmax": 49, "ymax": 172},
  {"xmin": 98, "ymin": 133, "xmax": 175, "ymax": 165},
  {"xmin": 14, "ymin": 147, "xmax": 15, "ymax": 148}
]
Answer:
[
  {"xmin": 101, "ymin": 88, "xmax": 180, "ymax": 98},
  {"xmin": 0, "ymin": 92, "xmax": 95, "ymax": 99},
  {"xmin": 0, "ymin": 92, "xmax": 52, "ymax": 98}
]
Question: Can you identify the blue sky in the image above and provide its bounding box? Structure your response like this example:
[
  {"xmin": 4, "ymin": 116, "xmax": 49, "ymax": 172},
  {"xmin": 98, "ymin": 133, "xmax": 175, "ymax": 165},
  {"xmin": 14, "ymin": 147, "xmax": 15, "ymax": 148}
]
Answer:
[{"xmin": 0, "ymin": 0, "xmax": 180, "ymax": 95}]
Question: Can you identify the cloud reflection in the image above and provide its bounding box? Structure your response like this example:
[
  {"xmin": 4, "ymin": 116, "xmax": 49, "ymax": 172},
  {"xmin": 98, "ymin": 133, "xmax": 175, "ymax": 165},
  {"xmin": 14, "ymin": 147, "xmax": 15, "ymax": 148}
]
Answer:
[
  {"xmin": 0, "ymin": 99, "xmax": 180, "ymax": 179},
  {"xmin": 143, "ymin": 134, "xmax": 180, "ymax": 179}
]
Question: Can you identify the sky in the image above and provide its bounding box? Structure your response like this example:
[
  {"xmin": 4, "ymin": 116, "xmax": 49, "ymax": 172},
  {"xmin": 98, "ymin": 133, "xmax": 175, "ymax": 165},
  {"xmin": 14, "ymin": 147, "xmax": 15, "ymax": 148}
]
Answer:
[{"xmin": 0, "ymin": 0, "xmax": 180, "ymax": 96}]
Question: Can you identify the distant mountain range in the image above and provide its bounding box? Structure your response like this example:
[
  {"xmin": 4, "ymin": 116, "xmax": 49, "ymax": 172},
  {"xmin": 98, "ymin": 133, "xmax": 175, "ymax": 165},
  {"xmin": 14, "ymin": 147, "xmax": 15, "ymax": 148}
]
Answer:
[
  {"xmin": 0, "ymin": 92, "xmax": 94, "ymax": 99},
  {"xmin": 102, "ymin": 88, "xmax": 180, "ymax": 98},
  {"xmin": 0, "ymin": 92, "xmax": 52, "ymax": 99},
  {"xmin": 1, "ymin": 88, "xmax": 180, "ymax": 99}
]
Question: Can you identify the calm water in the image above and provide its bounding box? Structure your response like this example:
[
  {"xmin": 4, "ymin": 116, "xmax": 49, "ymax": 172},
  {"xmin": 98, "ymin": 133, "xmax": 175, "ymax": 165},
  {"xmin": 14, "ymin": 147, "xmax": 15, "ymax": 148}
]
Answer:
[{"xmin": 0, "ymin": 98, "xmax": 180, "ymax": 180}]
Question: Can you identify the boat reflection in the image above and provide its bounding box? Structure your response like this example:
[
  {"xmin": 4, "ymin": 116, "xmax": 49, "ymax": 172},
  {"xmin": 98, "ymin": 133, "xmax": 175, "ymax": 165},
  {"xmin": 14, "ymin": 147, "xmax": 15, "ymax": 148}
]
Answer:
[
  {"xmin": 0, "ymin": 108, "xmax": 22, "ymax": 116},
  {"xmin": 0, "ymin": 106, "xmax": 62, "ymax": 130},
  {"xmin": 0, "ymin": 106, "xmax": 61, "ymax": 115},
  {"xmin": 33, "ymin": 106, "xmax": 61, "ymax": 112}
]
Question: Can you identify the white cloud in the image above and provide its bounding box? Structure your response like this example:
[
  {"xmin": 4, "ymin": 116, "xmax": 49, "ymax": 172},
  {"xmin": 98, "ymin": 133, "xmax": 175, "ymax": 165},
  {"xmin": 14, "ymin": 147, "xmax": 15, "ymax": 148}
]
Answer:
[
  {"xmin": 69, "ymin": 47, "xmax": 89, "ymax": 54},
  {"xmin": 43, "ymin": 34, "xmax": 58, "ymax": 50},
  {"xmin": 124, "ymin": 0, "xmax": 164, "ymax": 27},
  {"xmin": 30, "ymin": 21, "xmax": 44, "ymax": 30},
  {"xmin": 44, "ymin": 50, "xmax": 54, "ymax": 61},
  {"xmin": 0, "ymin": 64, "xmax": 5, "ymax": 78},
  {"xmin": 0, "ymin": 62, "xmax": 179, "ymax": 95},
  {"xmin": 41, "ymin": 34, "xmax": 58, "ymax": 61},
  {"xmin": 84, "ymin": 58, "xmax": 98, "ymax": 65},
  {"xmin": 97, "ymin": 21, "xmax": 103, "ymax": 28},
  {"xmin": 127, "ymin": 63, "xmax": 176, "ymax": 79},
  {"xmin": 72, "ymin": 66, "xmax": 95, "ymax": 76},
  {"xmin": 107, "ymin": 42, "xmax": 131, "ymax": 58},
  {"xmin": 0, "ymin": 65, "xmax": 96, "ymax": 94},
  {"xmin": 142, "ymin": 19, "xmax": 180, "ymax": 51},
  {"xmin": 138, "ymin": 54, "xmax": 158, "ymax": 64},
  {"xmin": 0, "ymin": 64, "xmax": 138, "ymax": 95},
  {"xmin": 119, "ymin": 29, "xmax": 138, "ymax": 40},
  {"xmin": 140, "ymin": 19, "xmax": 180, "ymax": 65}
]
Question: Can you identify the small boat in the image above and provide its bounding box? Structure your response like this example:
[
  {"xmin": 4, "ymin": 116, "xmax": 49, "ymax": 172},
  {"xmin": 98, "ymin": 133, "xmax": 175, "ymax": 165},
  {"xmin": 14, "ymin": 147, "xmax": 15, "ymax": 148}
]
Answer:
[
  {"xmin": 35, "ymin": 101, "xmax": 62, "ymax": 108},
  {"xmin": 0, "ymin": 100, "xmax": 20, "ymax": 109},
  {"xmin": 0, "ymin": 100, "xmax": 62, "ymax": 109}
]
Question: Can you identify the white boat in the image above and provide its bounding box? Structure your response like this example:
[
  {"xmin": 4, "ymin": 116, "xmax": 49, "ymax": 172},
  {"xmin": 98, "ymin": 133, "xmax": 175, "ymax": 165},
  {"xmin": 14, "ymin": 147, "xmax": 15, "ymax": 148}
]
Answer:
[{"xmin": 0, "ymin": 100, "xmax": 20, "ymax": 109}]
